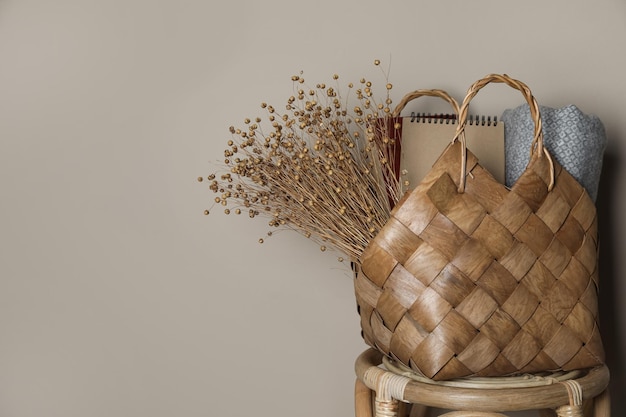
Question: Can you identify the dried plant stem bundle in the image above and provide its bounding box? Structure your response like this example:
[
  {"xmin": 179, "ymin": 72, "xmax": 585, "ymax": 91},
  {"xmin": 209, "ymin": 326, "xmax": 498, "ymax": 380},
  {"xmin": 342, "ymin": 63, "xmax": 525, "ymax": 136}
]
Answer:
[{"xmin": 201, "ymin": 65, "xmax": 402, "ymax": 261}]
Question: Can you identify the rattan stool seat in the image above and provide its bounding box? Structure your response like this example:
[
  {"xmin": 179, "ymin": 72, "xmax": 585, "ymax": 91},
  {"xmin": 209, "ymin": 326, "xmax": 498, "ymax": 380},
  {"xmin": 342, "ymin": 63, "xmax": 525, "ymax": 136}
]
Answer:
[{"xmin": 354, "ymin": 348, "xmax": 610, "ymax": 417}]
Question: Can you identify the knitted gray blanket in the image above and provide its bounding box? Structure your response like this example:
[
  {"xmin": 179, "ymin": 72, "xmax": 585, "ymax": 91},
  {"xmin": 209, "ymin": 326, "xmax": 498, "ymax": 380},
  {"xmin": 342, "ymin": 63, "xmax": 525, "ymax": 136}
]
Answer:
[{"xmin": 501, "ymin": 104, "xmax": 607, "ymax": 201}]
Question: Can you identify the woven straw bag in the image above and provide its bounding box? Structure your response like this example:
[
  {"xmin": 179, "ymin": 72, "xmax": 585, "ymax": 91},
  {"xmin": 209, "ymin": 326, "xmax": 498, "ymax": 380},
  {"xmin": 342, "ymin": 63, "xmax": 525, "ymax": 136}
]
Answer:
[{"xmin": 355, "ymin": 74, "xmax": 605, "ymax": 381}]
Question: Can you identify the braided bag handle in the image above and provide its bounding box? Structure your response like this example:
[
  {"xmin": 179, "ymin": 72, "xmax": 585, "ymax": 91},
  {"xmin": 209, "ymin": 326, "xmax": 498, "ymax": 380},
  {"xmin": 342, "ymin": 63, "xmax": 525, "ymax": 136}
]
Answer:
[
  {"xmin": 453, "ymin": 74, "xmax": 553, "ymax": 192},
  {"xmin": 392, "ymin": 89, "xmax": 460, "ymax": 118}
]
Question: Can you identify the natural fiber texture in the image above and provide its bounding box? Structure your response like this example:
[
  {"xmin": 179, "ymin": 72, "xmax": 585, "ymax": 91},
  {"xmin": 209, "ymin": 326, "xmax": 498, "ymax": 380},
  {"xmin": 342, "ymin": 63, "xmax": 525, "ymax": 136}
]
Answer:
[
  {"xmin": 392, "ymin": 89, "xmax": 461, "ymax": 118},
  {"xmin": 355, "ymin": 348, "xmax": 611, "ymax": 415},
  {"xmin": 382, "ymin": 355, "xmax": 584, "ymax": 389},
  {"xmin": 355, "ymin": 74, "xmax": 605, "ymax": 380}
]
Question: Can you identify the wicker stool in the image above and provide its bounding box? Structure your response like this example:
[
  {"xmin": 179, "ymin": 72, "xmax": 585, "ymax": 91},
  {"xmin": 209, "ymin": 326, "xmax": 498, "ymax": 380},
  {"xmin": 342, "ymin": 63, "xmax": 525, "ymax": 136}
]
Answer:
[{"xmin": 355, "ymin": 349, "xmax": 610, "ymax": 417}]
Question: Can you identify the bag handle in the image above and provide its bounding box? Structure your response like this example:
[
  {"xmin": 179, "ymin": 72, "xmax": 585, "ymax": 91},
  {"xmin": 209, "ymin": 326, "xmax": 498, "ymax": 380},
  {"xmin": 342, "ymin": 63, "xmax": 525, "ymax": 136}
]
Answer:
[
  {"xmin": 392, "ymin": 89, "xmax": 460, "ymax": 118},
  {"xmin": 453, "ymin": 74, "xmax": 554, "ymax": 193},
  {"xmin": 385, "ymin": 89, "xmax": 461, "ymax": 204}
]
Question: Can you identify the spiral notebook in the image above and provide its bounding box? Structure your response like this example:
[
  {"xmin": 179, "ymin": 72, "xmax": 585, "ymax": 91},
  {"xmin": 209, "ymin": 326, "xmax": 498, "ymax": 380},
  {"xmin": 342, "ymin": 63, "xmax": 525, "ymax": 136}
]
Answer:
[{"xmin": 398, "ymin": 113, "xmax": 505, "ymax": 191}]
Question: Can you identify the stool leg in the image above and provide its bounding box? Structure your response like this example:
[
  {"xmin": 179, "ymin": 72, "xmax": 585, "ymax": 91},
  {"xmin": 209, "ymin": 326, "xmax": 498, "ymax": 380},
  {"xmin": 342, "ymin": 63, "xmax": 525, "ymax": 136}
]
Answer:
[
  {"xmin": 355, "ymin": 378, "xmax": 374, "ymax": 417},
  {"xmin": 593, "ymin": 389, "xmax": 610, "ymax": 417},
  {"xmin": 396, "ymin": 401, "xmax": 409, "ymax": 417},
  {"xmin": 375, "ymin": 396, "xmax": 401, "ymax": 417},
  {"xmin": 355, "ymin": 377, "xmax": 407, "ymax": 417},
  {"xmin": 410, "ymin": 404, "xmax": 429, "ymax": 417}
]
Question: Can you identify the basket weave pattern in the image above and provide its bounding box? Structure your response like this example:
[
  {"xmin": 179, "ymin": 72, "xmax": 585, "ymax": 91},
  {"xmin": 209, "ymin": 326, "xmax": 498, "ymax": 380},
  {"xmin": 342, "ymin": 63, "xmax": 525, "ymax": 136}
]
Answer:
[{"xmin": 355, "ymin": 75, "xmax": 605, "ymax": 381}]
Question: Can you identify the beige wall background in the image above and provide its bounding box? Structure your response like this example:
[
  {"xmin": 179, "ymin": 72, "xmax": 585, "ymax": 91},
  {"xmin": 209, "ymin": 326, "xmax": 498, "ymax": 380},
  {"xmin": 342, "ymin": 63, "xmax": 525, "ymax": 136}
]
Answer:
[{"xmin": 1, "ymin": 1, "xmax": 624, "ymax": 416}]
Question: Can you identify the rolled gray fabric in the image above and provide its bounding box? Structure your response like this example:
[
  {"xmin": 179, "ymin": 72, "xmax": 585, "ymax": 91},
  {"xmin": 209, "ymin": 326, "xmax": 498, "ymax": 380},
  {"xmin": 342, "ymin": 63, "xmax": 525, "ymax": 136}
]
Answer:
[{"xmin": 502, "ymin": 104, "xmax": 607, "ymax": 201}]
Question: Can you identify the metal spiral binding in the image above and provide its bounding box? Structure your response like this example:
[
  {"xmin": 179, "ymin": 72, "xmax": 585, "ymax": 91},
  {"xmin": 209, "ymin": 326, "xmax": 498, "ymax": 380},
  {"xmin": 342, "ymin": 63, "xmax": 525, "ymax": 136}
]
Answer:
[
  {"xmin": 409, "ymin": 112, "xmax": 498, "ymax": 126},
  {"xmin": 468, "ymin": 114, "xmax": 498, "ymax": 126},
  {"xmin": 409, "ymin": 112, "xmax": 457, "ymax": 124}
]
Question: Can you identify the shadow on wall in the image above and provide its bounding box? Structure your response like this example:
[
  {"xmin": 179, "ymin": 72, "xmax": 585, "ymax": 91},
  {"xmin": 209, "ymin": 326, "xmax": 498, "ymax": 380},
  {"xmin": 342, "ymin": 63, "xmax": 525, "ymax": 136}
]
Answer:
[{"xmin": 596, "ymin": 149, "xmax": 623, "ymax": 415}]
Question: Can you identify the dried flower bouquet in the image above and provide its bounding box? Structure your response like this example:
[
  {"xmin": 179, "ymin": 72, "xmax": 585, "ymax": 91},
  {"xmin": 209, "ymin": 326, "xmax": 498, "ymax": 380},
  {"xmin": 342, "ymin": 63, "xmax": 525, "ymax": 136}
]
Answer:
[{"xmin": 200, "ymin": 61, "xmax": 403, "ymax": 261}]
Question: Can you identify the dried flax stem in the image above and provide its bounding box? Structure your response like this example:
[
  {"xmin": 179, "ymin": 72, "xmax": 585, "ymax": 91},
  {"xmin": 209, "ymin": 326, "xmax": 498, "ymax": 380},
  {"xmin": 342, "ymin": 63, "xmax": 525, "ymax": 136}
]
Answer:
[{"xmin": 201, "ymin": 62, "xmax": 402, "ymax": 261}]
